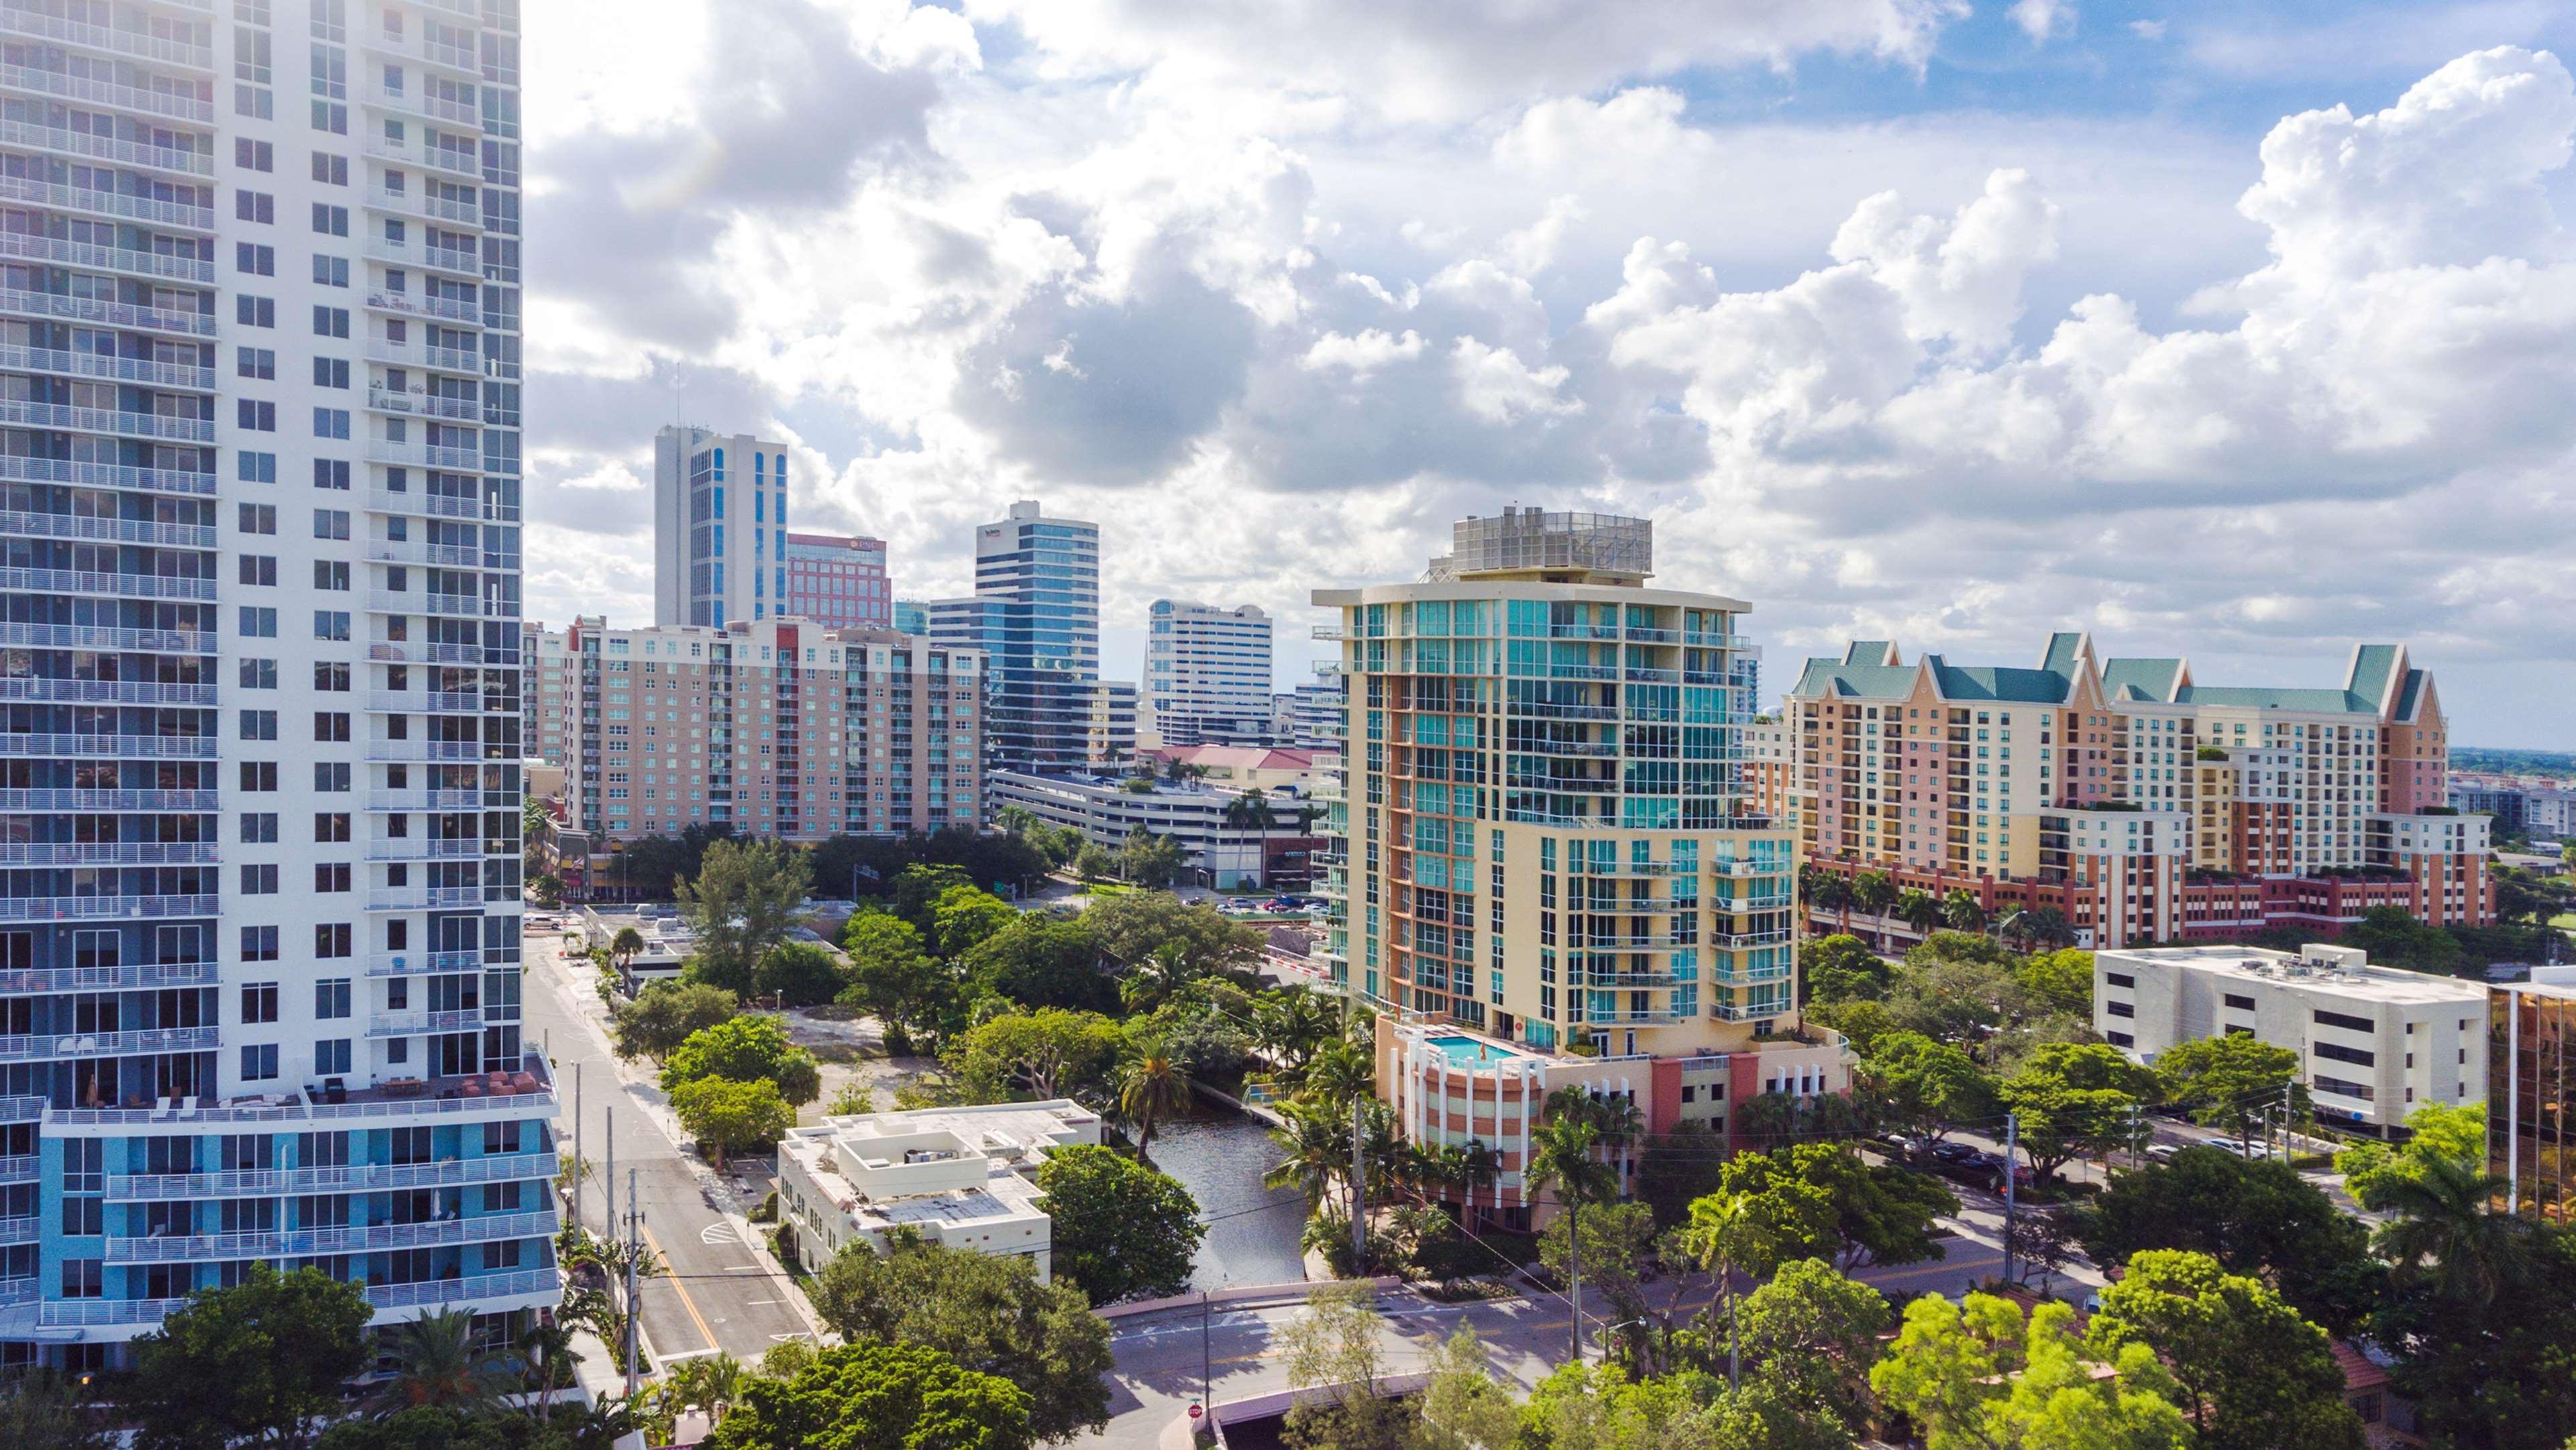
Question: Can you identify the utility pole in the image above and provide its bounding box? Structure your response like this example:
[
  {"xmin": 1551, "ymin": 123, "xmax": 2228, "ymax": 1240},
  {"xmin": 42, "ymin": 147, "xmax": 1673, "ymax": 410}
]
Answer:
[
  {"xmin": 2126, "ymin": 1100, "xmax": 2142, "ymax": 1170},
  {"xmin": 2001, "ymin": 1111, "xmax": 2021, "ymax": 1286},
  {"xmin": 623, "ymin": 1166, "xmax": 643, "ymax": 1397},
  {"xmin": 571, "ymin": 1061, "xmax": 583, "ymax": 1227},
  {"xmin": 604, "ymin": 1108, "xmax": 615, "ymax": 1249},
  {"xmin": 1201, "ymin": 1290, "xmax": 1212, "ymax": 1411},
  {"xmin": 1349, "ymin": 1095, "xmax": 1366, "ymax": 1266}
]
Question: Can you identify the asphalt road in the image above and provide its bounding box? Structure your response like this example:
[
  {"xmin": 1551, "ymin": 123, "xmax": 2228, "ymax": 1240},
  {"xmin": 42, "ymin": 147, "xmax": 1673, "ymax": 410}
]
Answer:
[
  {"xmin": 1085, "ymin": 1234, "xmax": 2013, "ymax": 1447},
  {"xmin": 525, "ymin": 932, "xmax": 818, "ymax": 1365}
]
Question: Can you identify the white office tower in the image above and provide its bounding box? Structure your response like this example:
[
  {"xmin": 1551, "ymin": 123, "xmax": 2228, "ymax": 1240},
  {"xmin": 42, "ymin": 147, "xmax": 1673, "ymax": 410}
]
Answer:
[
  {"xmin": 653, "ymin": 425, "xmax": 791, "ymax": 626},
  {"xmin": 1142, "ymin": 599, "xmax": 1272, "ymax": 746},
  {"xmin": 0, "ymin": 0, "xmax": 555, "ymax": 1372}
]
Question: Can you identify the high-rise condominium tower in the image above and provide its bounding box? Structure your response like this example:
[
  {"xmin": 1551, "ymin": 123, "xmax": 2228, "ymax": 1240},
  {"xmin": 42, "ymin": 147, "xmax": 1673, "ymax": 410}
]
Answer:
[
  {"xmin": 1144, "ymin": 599, "xmax": 1271, "ymax": 746},
  {"xmin": 1317, "ymin": 510, "xmax": 1846, "ymax": 1225},
  {"xmin": 653, "ymin": 425, "xmax": 790, "ymax": 627},
  {"xmin": 930, "ymin": 500, "xmax": 1130, "ymax": 779},
  {"xmin": 0, "ymin": 0, "xmax": 554, "ymax": 1368}
]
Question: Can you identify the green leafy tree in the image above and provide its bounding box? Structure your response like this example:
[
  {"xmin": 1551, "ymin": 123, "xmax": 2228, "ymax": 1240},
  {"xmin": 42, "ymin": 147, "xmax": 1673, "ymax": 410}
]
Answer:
[
  {"xmin": 1069, "ymin": 842, "xmax": 1115, "ymax": 881},
  {"xmin": 2371, "ymin": 1213, "xmax": 2576, "ymax": 1450},
  {"xmin": 1114, "ymin": 828, "xmax": 1186, "ymax": 889},
  {"xmin": 1279, "ymin": 1281, "xmax": 1408, "ymax": 1450},
  {"xmin": 1033, "ymin": 1145, "xmax": 1205, "ymax": 1305},
  {"xmin": 1870, "ymin": 1293, "xmax": 2190, "ymax": 1450},
  {"xmin": 1856, "ymin": 1030, "xmax": 1997, "ymax": 1150},
  {"xmin": 117, "ymin": 1263, "xmax": 372, "ymax": 1450},
  {"xmin": 671, "ymin": 1076, "xmax": 797, "ymax": 1156},
  {"xmin": 885, "ymin": 862, "xmax": 972, "ymax": 932},
  {"xmin": 1896, "ymin": 887, "xmax": 1943, "ymax": 937},
  {"xmin": 930, "ymin": 885, "xmax": 1020, "ymax": 959},
  {"xmin": 529, "ymin": 873, "xmax": 564, "ymax": 909},
  {"xmin": 704, "ymin": 1339, "xmax": 1032, "ymax": 1450},
  {"xmin": 611, "ymin": 981, "xmax": 738, "ymax": 1060},
  {"xmin": 0, "ymin": 1372, "xmax": 112, "ymax": 1450},
  {"xmin": 2155, "ymin": 1033, "xmax": 2304, "ymax": 1147},
  {"xmin": 959, "ymin": 914, "xmax": 1116, "ymax": 1015},
  {"xmin": 749, "ymin": 940, "xmax": 846, "ymax": 1007},
  {"xmin": 1801, "ymin": 934, "xmax": 1890, "ymax": 1005},
  {"xmin": 2336, "ymin": 1101, "xmax": 2487, "ymax": 1204},
  {"xmin": 659, "ymin": 1015, "xmax": 822, "ymax": 1105},
  {"xmin": 1262, "ymin": 1097, "xmax": 1353, "ymax": 1212},
  {"xmin": 2340, "ymin": 905, "xmax": 2467, "ymax": 974},
  {"xmin": 1998, "ymin": 1042, "xmax": 2157, "ymax": 1183},
  {"xmin": 1519, "ymin": 1360, "xmax": 1720, "ymax": 1450},
  {"xmin": 943, "ymin": 1008, "xmax": 1122, "ymax": 1102},
  {"xmin": 1083, "ymin": 891, "xmax": 1268, "ymax": 975},
  {"xmin": 2074, "ymin": 1146, "xmax": 2380, "ymax": 1334},
  {"xmin": 1250, "ymin": 985, "xmax": 1338, "ymax": 1078},
  {"xmin": 2017, "ymin": 948, "xmax": 2094, "ymax": 1017},
  {"xmin": 1941, "ymin": 887, "xmax": 1987, "ymax": 934},
  {"xmin": 1412, "ymin": 1330, "xmax": 1521, "ymax": 1450},
  {"xmin": 1684, "ymin": 1152, "xmax": 1837, "ymax": 1386},
  {"xmin": 2088, "ymin": 1249, "xmax": 2365, "ymax": 1450},
  {"xmin": 840, "ymin": 912, "xmax": 955, "ymax": 1042},
  {"xmin": 1538, "ymin": 1199, "xmax": 1663, "ymax": 1363},
  {"xmin": 608, "ymin": 926, "xmax": 647, "ymax": 977},
  {"xmin": 678, "ymin": 840, "xmax": 814, "ymax": 993},
  {"xmin": 1731, "ymin": 1258, "xmax": 1890, "ymax": 1441},
  {"xmin": 1769, "ymin": 1143, "xmax": 1959, "ymax": 1270},
  {"xmin": 804, "ymin": 1230, "xmax": 1112, "ymax": 1443}
]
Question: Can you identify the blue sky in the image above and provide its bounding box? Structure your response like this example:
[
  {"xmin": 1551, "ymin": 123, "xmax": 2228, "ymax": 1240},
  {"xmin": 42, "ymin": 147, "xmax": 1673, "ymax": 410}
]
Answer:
[{"xmin": 527, "ymin": 0, "xmax": 2576, "ymax": 746}]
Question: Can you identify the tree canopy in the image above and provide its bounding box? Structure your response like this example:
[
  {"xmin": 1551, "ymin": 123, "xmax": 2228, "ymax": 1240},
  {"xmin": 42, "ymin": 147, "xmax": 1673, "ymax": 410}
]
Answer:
[
  {"xmin": 804, "ymin": 1230, "xmax": 1112, "ymax": 1443},
  {"xmin": 704, "ymin": 1339, "xmax": 1032, "ymax": 1450},
  {"xmin": 1032, "ymin": 1144, "xmax": 1206, "ymax": 1305},
  {"xmin": 1871, "ymin": 1292, "xmax": 2190, "ymax": 1450},
  {"xmin": 117, "ymin": 1264, "xmax": 373, "ymax": 1450},
  {"xmin": 2088, "ymin": 1249, "xmax": 2364, "ymax": 1450},
  {"xmin": 610, "ymin": 981, "xmax": 738, "ymax": 1060},
  {"xmin": 671, "ymin": 1076, "xmax": 798, "ymax": 1155},
  {"xmin": 2074, "ymin": 1145, "xmax": 2381, "ymax": 1334},
  {"xmin": 659, "ymin": 1015, "xmax": 823, "ymax": 1106},
  {"xmin": 943, "ymin": 1008, "xmax": 1122, "ymax": 1101},
  {"xmin": 678, "ymin": 839, "xmax": 814, "ymax": 994}
]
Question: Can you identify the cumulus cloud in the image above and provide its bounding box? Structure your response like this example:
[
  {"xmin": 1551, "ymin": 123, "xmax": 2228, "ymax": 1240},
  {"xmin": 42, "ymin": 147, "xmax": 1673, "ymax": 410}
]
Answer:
[
  {"xmin": 2012, "ymin": 0, "xmax": 2074, "ymax": 42},
  {"xmin": 522, "ymin": 5, "xmax": 2576, "ymax": 740}
]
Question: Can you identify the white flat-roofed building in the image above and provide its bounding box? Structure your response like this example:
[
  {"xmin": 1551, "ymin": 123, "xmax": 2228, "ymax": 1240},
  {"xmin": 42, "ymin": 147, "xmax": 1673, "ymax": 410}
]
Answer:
[
  {"xmin": 987, "ymin": 769, "xmax": 1322, "ymax": 889},
  {"xmin": 774, "ymin": 1101, "xmax": 1103, "ymax": 1280},
  {"xmin": 2095, "ymin": 942, "xmax": 2489, "ymax": 1131}
]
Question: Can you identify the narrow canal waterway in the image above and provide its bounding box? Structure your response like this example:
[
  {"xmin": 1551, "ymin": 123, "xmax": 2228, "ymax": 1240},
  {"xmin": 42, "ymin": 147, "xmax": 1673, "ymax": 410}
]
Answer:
[{"xmin": 1146, "ymin": 1105, "xmax": 1311, "ymax": 1290}]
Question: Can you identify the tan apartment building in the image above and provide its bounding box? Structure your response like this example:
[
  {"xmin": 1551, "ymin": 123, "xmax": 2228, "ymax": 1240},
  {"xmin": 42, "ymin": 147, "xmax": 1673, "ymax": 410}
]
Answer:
[
  {"xmin": 1316, "ymin": 510, "xmax": 1849, "ymax": 1224},
  {"xmin": 561, "ymin": 617, "xmax": 982, "ymax": 844},
  {"xmin": 1785, "ymin": 635, "xmax": 2487, "ymax": 948}
]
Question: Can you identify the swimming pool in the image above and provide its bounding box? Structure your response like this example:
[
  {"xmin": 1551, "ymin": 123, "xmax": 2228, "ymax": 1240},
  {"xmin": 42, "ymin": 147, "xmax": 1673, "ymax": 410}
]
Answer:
[{"xmin": 1426, "ymin": 1034, "xmax": 1525, "ymax": 1064}]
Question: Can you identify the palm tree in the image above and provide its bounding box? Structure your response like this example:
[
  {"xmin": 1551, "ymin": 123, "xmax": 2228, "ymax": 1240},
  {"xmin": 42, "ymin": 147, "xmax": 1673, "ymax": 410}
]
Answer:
[
  {"xmin": 513, "ymin": 1321, "xmax": 580, "ymax": 1410},
  {"xmin": 1222, "ymin": 787, "xmax": 1275, "ymax": 888},
  {"xmin": 1118, "ymin": 944, "xmax": 1195, "ymax": 1015},
  {"xmin": 1526, "ymin": 1089, "xmax": 1623, "ymax": 1363},
  {"xmin": 366, "ymin": 1308, "xmax": 511, "ymax": 1416},
  {"xmin": 1263, "ymin": 1098, "xmax": 1350, "ymax": 1211},
  {"xmin": 1116, "ymin": 1031, "xmax": 1194, "ymax": 1156},
  {"xmin": 1303, "ymin": 1036, "xmax": 1374, "ymax": 1111},
  {"xmin": 995, "ymin": 804, "xmax": 1039, "ymax": 838},
  {"xmin": 1851, "ymin": 869, "xmax": 1896, "ymax": 947},
  {"xmin": 609, "ymin": 926, "xmax": 645, "ymax": 981},
  {"xmin": 1896, "ymin": 887, "xmax": 1941, "ymax": 938},
  {"xmin": 664, "ymin": 1350, "xmax": 745, "ymax": 1426},
  {"xmin": 2369, "ymin": 1154, "xmax": 2530, "ymax": 1307},
  {"xmin": 1252, "ymin": 987, "xmax": 1335, "ymax": 1079},
  {"xmin": 2025, "ymin": 905, "xmax": 2074, "ymax": 949},
  {"xmin": 1942, "ymin": 887, "xmax": 1986, "ymax": 934},
  {"xmin": 1811, "ymin": 873, "xmax": 1854, "ymax": 936}
]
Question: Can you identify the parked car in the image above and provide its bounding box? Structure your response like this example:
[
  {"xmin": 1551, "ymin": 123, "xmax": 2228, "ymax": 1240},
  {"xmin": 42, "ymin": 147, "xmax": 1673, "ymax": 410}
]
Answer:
[
  {"xmin": 1929, "ymin": 1141, "xmax": 1982, "ymax": 1164},
  {"xmin": 2144, "ymin": 1143, "xmax": 2182, "ymax": 1164}
]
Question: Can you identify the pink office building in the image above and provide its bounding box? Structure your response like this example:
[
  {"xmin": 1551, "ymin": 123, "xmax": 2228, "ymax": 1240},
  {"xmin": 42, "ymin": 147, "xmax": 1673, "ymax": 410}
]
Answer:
[{"xmin": 785, "ymin": 532, "xmax": 894, "ymax": 629}]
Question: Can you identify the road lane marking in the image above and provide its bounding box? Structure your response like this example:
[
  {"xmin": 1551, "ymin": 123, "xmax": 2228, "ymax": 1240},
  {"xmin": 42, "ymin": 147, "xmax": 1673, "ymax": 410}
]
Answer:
[
  {"xmin": 700, "ymin": 1223, "xmax": 740, "ymax": 1245},
  {"xmin": 639, "ymin": 1221, "xmax": 720, "ymax": 1352}
]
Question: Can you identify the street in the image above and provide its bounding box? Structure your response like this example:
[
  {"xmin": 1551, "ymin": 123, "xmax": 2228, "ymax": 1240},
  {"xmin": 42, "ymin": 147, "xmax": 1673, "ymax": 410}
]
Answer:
[
  {"xmin": 524, "ymin": 931, "xmax": 819, "ymax": 1364},
  {"xmin": 1083, "ymin": 1224, "xmax": 2016, "ymax": 1447}
]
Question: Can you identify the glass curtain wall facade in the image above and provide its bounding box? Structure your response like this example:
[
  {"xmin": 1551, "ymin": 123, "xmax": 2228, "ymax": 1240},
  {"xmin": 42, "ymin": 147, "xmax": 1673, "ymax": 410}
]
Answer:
[{"xmin": 0, "ymin": 0, "xmax": 554, "ymax": 1369}]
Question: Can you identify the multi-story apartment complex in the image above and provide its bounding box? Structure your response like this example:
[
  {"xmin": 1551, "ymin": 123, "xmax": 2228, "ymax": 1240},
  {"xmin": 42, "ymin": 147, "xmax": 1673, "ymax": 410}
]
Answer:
[
  {"xmin": 1275, "ymin": 678, "xmax": 1344, "ymax": 751},
  {"xmin": 651, "ymin": 425, "xmax": 791, "ymax": 628},
  {"xmin": 559, "ymin": 616, "xmax": 981, "ymax": 846},
  {"xmin": 1315, "ymin": 510, "xmax": 1846, "ymax": 1225},
  {"xmin": 1142, "ymin": 599, "xmax": 1271, "ymax": 746},
  {"xmin": 929, "ymin": 500, "xmax": 1131, "ymax": 783},
  {"xmin": 1784, "ymin": 636, "xmax": 2487, "ymax": 948},
  {"xmin": 987, "ymin": 761, "xmax": 1322, "ymax": 889},
  {"xmin": 518, "ymin": 620, "xmax": 568, "ymax": 766},
  {"xmin": 782, "ymin": 531, "xmax": 889, "ymax": 631},
  {"xmin": 2453, "ymin": 777, "xmax": 2576, "ymax": 840},
  {"xmin": 2495, "ymin": 965, "xmax": 2576, "ymax": 1221},
  {"xmin": 2093, "ymin": 943, "xmax": 2487, "ymax": 1133},
  {"xmin": 0, "ymin": 0, "xmax": 557, "ymax": 1368}
]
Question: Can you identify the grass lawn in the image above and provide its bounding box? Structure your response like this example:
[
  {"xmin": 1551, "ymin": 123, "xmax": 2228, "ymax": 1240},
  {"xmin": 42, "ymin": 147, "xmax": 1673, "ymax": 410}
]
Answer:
[
  {"xmin": 1077, "ymin": 881, "xmax": 1141, "ymax": 896},
  {"xmin": 2552, "ymin": 911, "xmax": 2576, "ymax": 932}
]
